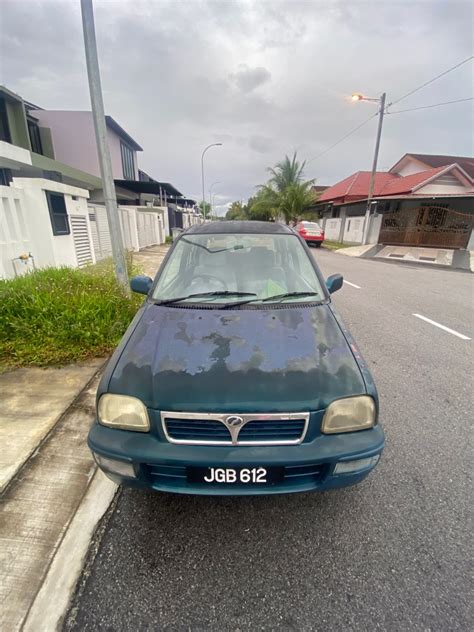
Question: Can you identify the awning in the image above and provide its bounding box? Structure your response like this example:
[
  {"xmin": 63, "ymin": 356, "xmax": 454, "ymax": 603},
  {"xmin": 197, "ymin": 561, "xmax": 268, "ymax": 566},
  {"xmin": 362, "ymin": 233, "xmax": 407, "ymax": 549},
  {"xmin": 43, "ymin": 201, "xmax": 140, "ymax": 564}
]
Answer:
[{"xmin": 114, "ymin": 180, "xmax": 183, "ymax": 197}]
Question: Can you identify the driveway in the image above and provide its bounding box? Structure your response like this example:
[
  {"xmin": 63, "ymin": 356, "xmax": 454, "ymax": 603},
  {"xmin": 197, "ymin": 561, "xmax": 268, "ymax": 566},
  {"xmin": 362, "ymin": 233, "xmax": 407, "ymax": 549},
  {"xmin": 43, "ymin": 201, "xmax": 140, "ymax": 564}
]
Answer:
[{"xmin": 65, "ymin": 251, "xmax": 472, "ymax": 631}]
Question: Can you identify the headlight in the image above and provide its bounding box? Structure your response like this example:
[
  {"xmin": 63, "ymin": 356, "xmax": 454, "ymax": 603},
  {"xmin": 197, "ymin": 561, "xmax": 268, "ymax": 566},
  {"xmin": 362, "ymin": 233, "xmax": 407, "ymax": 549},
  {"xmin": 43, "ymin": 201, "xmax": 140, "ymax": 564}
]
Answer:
[
  {"xmin": 98, "ymin": 394, "xmax": 150, "ymax": 432},
  {"xmin": 321, "ymin": 396, "xmax": 375, "ymax": 434}
]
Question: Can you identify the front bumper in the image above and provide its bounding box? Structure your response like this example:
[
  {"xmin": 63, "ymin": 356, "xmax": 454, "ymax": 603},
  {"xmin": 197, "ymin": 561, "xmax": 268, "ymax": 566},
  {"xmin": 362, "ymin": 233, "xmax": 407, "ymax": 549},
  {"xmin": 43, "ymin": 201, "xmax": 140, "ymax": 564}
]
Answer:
[{"xmin": 88, "ymin": 422, "xmax": 384, "ymax": 495}]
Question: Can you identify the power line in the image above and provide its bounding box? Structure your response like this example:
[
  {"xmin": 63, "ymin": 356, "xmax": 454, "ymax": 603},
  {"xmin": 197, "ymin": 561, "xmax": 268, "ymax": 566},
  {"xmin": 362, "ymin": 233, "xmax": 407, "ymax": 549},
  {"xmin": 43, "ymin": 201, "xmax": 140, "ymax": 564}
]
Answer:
[
  {"xmin": 307, "ymin": 113, "xmax": 377, "ymax": 164},
  {"xmin": 387, "ymin": 97, "xmax": 474, "ymax": 114},
  {"xmin": 388, "ymin": 56, "xmax": 474, "ymax": 107}
]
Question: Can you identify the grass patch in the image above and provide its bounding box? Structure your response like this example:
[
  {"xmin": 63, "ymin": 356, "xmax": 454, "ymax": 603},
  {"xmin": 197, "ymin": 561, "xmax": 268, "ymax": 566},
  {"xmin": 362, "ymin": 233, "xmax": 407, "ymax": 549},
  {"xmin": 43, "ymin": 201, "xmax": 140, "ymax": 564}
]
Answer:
[
  {"xmin": 322, "ymin": 240, "xmax": 352, "ymax": 251},
  {"xmin": 0, "ymin": 257, "xmax": 143, "ymax": 369}
]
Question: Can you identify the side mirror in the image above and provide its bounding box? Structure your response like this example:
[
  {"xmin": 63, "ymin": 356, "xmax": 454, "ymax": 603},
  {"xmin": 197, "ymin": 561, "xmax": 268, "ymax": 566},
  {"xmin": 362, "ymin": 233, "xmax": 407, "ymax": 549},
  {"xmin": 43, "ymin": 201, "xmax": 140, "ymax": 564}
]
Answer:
[
  {"xmin": 326, "ymin": 273, "xmax": 343, "ymax": 294},
  {"xmin": 130, "ymin": 275, "xmax": 153, "ymax": 295}
]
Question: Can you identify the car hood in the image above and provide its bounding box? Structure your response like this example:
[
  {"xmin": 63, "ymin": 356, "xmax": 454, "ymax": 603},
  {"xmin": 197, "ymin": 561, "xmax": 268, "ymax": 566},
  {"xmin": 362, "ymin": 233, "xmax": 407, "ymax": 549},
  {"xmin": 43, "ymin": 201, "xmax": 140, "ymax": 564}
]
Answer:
[{"xmin": 108, "ymin": 303, "xmax": 366, "ymax": 413}]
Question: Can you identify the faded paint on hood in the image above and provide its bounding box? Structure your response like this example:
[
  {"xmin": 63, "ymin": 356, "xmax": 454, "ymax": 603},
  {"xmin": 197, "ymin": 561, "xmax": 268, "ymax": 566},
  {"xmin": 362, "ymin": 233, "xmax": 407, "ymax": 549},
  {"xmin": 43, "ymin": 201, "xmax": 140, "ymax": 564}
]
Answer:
[{"xmin": 108, "ymin": 304, "xmax": 366, "ymax": 412}]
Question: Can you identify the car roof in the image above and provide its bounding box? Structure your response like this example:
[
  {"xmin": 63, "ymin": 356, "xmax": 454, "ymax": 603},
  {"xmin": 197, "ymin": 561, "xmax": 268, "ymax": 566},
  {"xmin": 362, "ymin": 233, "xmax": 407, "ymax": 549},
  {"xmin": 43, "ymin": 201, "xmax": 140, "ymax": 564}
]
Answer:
[{"xmin": 185, "ymin": 221, "xmax": 294, "ymax": 235}]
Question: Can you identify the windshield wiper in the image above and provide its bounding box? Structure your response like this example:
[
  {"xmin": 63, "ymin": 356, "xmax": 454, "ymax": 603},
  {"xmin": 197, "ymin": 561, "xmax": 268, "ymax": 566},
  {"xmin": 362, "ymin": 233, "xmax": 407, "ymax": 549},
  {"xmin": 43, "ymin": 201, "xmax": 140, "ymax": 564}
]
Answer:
[
  {"xmin": 222, "ymin": 291, "xmax": 321, "ymax": 308},
  {"xmin": 260, "ymin": 291, "xmax": 320, "ymax": 302},
  {"xmin": 153, "ymin": 291, "xmax": 257, "ymax": 306}
]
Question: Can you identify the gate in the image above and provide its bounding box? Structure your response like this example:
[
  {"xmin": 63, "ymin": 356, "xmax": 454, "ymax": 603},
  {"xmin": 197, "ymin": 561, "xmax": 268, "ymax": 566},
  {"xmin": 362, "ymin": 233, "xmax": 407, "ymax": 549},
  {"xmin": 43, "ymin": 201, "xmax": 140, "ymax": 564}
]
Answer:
[
  {"xmin": 378, "ymin": 205, "xmax": 473, "ymax": 249},
  {"xmin": 70, "ymin": 215, "xmax": 94, "ymax": 267}
]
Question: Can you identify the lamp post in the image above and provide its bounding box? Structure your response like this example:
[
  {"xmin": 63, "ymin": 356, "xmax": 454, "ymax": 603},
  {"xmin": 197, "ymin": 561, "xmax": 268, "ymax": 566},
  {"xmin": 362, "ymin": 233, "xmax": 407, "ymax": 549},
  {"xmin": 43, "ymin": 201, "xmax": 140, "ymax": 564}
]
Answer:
[
  {"xmin": 201, "ymin": 143, "xmax": 222, "ymax": 221},
  {"xmin": 352, "ymin": 92, "xmax": 386, "ymax": 244},
  {"xmin": 209, "ymin": 180, "xmax": 221, "ymax": 220}
]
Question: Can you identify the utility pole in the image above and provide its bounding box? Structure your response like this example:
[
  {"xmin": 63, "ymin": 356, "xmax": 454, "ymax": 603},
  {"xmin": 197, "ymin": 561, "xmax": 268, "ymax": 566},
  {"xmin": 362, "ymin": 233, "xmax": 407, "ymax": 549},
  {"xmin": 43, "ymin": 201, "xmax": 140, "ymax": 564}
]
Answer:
[
  {"xmin": 362, "ymin": 92, "xmax": 386, "ymax": 245},
  {"xmin": 81, "ymin": 0, "xmax": 129, "ymax": 295}
]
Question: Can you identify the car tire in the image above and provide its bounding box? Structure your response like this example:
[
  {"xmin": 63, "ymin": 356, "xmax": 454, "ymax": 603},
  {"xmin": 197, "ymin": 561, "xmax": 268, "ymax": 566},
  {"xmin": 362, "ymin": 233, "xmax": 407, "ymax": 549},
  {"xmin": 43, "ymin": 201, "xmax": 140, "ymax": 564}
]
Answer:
[{"xmin": 315, "ymin": 242, "xmax": 322, "ymax": 248}]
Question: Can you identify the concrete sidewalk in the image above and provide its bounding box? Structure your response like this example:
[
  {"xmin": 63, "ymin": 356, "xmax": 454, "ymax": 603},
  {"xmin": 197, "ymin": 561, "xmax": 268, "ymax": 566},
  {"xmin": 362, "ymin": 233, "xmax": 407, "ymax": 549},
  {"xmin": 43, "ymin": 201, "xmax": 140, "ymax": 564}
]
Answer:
[
  {"xmin": 0, "ymin": 360, "xmax": 104, "ymax": 494},
  {"xmin": 332, "ymin": 243, "xmax": 473, "ymax": 271},
  {"xmin": 0, "ymin": 244, "xmax": 170, "ymax": 631}
]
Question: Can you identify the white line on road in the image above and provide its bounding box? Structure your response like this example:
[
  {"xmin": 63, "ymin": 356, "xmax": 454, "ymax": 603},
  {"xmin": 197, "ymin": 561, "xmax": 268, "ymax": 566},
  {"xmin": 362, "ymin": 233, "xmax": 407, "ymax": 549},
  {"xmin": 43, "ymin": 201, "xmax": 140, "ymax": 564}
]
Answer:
[
  {"xmin": 343, "ymin": 280, "xmax": 361, "ymax": 289},
  {"xmin": 412, "ymin": 314, "xmax": 471, "ymax": 340}
]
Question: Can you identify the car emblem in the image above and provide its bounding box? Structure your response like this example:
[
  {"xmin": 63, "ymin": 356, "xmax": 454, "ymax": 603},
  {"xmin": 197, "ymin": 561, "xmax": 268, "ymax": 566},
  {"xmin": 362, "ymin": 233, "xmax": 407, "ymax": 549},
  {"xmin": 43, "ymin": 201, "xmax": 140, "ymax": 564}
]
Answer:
[
  {"xmin": 225, "ymin": 415, "xmax": 245, "ymax": 427},
  {"xmin": 225, "ymin": 415, "xmax": 246, "ymax": 444}
]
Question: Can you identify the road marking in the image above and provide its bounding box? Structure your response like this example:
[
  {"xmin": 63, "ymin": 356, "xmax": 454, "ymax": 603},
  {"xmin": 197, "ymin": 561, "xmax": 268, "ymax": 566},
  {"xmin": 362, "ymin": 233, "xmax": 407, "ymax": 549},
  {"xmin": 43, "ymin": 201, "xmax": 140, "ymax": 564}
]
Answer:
[
  {"xmin": 343, "ymin": 280, "xmax": 361, "ymax": 289},
  {"xmin": 412, "ymin": 314, "xmax": 471, "ymax": 340}
]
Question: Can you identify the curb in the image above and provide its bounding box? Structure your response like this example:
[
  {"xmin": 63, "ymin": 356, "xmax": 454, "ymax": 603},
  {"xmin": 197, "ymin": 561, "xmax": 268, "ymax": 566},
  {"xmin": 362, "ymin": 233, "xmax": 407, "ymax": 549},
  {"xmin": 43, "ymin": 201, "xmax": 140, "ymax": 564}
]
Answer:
[{"xmin": 22, "ymin": 470, "xmax": 118, "ymax": 632}]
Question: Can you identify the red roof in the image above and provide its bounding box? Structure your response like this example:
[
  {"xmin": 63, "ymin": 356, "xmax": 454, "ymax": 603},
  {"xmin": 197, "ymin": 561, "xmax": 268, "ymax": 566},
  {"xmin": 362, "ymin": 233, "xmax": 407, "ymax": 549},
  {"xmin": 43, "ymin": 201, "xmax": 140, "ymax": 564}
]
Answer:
[
  {"xmin": 318, "ymin": 171, "xmax": 398, "ymax": 202},
  {"xmin": 379, "ymin": 166, "xmax": 447, "ymax": 195},
  {"xmin": 318, "ymin": 164, "xmax": 468, "ymax": 203}
]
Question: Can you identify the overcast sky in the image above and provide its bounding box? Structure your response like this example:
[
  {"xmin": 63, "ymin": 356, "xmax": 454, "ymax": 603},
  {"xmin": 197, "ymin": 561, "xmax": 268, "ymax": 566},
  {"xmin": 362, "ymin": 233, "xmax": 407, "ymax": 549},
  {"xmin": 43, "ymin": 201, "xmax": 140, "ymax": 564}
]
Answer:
[{"xmin": 1, "ymin": 0, "xmax": 473, "ymax": 214}]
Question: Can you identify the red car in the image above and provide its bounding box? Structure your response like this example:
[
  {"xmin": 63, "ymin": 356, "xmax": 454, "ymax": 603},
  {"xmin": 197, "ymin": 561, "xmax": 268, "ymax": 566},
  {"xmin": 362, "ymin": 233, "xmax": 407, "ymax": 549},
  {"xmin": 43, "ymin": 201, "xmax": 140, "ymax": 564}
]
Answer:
[{"xmin": 296, "ymin": 221, "xmax": 325, "ymax": 247}]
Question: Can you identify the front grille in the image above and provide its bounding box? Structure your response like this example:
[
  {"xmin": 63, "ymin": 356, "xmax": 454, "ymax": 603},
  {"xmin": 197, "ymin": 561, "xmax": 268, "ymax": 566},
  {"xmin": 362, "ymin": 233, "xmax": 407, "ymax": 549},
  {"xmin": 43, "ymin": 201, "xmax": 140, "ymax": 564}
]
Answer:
[
  {"xmin": 164, "ymin": 419, "xmax": 230, "ymax": 443},
  {"xmin": 161, "ymin": 412, "xmax": 309, "ymax": 446}
]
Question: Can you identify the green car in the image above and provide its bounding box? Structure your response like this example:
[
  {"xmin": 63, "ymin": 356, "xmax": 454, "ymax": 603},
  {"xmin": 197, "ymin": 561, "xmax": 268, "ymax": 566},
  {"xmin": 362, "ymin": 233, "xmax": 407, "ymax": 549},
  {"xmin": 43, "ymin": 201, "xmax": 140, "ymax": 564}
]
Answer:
[{"xmin": 89, "ymin": 221, "xmax": 384, "ymax": 494}]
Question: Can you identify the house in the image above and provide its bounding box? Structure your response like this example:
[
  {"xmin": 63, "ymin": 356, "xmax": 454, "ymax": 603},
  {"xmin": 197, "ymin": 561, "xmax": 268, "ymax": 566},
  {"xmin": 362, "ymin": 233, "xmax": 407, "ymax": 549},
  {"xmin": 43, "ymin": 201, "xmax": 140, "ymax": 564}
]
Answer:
[
  {"xmin": 0, "ymin": 85, "xmax": 194, "ymax": 278},
  {"xmin": 28, "ymin": 108, "xmax": 199, "ymax": 231},
  {"xmin": 317, "ymin": 153, "xmax": 474, "ymax": 249},
  {"xmin": 29, "ymin": 108, "xmax": 142, "ymax": 196},
  {"xmin": 0, "ymin": 86, "xmax": 102, "ymax": 191}
]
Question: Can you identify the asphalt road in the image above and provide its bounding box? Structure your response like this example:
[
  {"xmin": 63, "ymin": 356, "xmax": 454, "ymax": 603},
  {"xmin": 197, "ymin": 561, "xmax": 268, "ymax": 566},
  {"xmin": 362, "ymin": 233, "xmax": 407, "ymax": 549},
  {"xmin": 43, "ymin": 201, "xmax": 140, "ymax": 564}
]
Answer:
[{"xmin": 66, "ymin": 252, "xmax": 473, "ymax": 631}]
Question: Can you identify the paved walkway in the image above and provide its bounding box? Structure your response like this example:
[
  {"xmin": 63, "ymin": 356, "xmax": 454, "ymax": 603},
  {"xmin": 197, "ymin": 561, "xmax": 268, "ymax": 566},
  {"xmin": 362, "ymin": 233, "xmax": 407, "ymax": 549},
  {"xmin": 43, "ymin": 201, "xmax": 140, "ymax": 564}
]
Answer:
[
  {"xmin": 0, "ymin": 360, "xmax": 104, "ymax": 493},
  {"xmin": 133, "ymin": 244, "xmax": 170, "ymax": 277}
]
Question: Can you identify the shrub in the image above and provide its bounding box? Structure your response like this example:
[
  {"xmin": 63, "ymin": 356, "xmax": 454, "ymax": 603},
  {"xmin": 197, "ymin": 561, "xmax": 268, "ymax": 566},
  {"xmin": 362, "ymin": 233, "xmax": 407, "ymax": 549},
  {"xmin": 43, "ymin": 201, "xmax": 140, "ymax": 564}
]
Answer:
[{"xmin": 0, "ymin": 259, "xmax": 143, "ymax": 369}]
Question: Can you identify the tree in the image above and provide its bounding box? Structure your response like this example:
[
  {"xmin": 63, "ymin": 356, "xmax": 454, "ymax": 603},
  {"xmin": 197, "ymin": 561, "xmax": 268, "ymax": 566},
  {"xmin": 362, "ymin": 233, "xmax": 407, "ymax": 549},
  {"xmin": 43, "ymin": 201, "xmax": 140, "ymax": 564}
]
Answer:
[
  {"xmin": 225, "ymin": 201, "xmax": 248, "ymax": 220},
  {"xmin": 267, "ymin": 152, "xmax": 310, "ymax": 192},
  {"xmin": 246, "ymin": 187, "xmax": 278, "ymax": 221},
  {"xmin": 255, "ymin": 152, "xmax": 317, "ymax": 223},
  {"xmin": 224, "ymin": 152, "xmax": 318, "ymax": 223},
  {"xmin": 198, "ymin": 201, "xmax": 211, "ymax": 217}
]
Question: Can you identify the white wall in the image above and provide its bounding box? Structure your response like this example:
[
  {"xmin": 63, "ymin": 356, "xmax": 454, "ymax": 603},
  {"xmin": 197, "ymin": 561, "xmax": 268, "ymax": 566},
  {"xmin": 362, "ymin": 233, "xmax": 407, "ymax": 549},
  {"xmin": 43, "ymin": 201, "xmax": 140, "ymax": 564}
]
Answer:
[
  {"xmin": 343, "ymin": 216, "xmax": 365, "ymax": 244},
  {"xmin": 0, "ymin": 140, "xmax": 32, "ymax": 169},
  {"xmin": 393, "ymin": 157, "xmax": 430, "ymax": 176},
  {"xmin": 324, "ymin": 218, "xmax": 342, "ymax": 241},
  {"xmin": 0, "ymin": 186, "xmax": 31, "ymax": 279},
  {"xmin": 416, "ymin": 181, "xmax": 473, "ymax": 195},
  {"xmin": 1, "ymin": 178, "xmax": 92, "ymax": 279},
  {"xmin": 367, "ymin": 214, "xmax": 382, "ymax": 244}
]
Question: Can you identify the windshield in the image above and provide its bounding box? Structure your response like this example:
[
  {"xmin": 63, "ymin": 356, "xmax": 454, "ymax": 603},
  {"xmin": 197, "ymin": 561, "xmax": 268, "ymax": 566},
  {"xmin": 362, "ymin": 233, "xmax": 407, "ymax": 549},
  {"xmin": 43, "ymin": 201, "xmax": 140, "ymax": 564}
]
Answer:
[
  {"xmin": 299, "ymin": 222, "xmax": 322, "ymax": 230},
  {"xmin": 152, "ymin": 233, "xmax": 325, "ymax": 304}
]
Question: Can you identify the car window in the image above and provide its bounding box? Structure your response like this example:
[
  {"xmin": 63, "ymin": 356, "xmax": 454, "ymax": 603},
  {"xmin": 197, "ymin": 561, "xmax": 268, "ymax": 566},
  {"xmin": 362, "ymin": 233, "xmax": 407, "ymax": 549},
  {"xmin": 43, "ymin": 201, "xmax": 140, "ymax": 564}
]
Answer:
[
  {"xmin": 152, "ymin": 233, "xmax": 324, "ymax": 304},
  {"xmin": 301, "ymin": 222, "xmax": 322, "ymax": 230}
]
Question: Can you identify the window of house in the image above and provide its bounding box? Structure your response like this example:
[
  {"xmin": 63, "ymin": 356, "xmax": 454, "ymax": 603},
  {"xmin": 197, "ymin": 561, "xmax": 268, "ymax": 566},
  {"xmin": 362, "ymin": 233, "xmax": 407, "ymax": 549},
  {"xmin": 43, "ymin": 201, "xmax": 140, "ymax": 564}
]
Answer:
[
  {"xmin": 0, "ymin": 168, "xmax": 12, "ymax": 186},
  {"xmin": 331, "ymin": 207, "xmax": 340, "ymax": 219},
  {"xmin": 27, "ymin": 119, "xmax": 43, "ymax": 154},
  {"xmin": 120, "ymin": 141, "xmax": 135, "ymax": 180},
  {"xmin": 46, "ymin": 191, "xmax": 70, "ymax": 235},
  {"xmin": 0, "ymin": 97, "xmax": 11, "ymax": 143}
]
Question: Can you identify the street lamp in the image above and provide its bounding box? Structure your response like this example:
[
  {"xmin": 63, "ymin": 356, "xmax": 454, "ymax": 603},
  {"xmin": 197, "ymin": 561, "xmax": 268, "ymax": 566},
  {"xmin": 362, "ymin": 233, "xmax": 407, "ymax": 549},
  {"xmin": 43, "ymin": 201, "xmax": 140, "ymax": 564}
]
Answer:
[
  {"xmin": 352, "ymin": 92, "xmax": 387, "ymax": 244},
  {"xmin": 201, "ymin": 143, "xmax": 223, "ymax": 221},
  {"xmin": 209, "ymin": 180, "xmax": 221, "ymax": 220}
]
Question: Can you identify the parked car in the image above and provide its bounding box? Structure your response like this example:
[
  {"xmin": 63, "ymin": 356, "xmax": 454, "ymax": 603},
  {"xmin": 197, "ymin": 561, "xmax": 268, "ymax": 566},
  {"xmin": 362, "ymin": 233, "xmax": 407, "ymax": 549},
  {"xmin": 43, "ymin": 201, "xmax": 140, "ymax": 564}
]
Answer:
[
  {"xmin": 89, "ymin": 221, "xmax": 384, "ymax": 495},
  {"xmin": 296, "ymin": 220, "xmax": 325, "ymax": 247}
]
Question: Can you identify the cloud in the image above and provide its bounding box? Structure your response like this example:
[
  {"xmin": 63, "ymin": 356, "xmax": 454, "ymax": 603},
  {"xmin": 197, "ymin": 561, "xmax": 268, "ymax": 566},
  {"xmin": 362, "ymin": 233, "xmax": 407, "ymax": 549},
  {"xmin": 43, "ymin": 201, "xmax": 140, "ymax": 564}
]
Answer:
[
  {"xmin": 249, "ymin": 135, "xmax": 274, "ymax": 153},
  {"xmin": 230, "ymin": 65, "xmax": 272, "ymax": 93},
  {"xmin": 1, "ymin": 0, "xmax": 472, "ymax": 206}
]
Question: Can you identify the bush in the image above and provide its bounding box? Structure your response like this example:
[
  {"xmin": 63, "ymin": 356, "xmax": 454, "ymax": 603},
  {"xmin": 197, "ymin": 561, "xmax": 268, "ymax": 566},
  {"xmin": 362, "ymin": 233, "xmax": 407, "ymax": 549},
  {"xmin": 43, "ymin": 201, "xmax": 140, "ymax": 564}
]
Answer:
[{"xmin": 0, "ymin": 259, "xmax": 143, "ymax": 369}]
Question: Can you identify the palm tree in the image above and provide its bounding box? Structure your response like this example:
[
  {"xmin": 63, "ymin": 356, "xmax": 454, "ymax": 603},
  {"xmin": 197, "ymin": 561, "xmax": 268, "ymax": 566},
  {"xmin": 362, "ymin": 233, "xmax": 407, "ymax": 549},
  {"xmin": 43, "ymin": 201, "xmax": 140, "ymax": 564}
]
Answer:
[
  {"xmin": 258, "ymin": 152, "xmax": 316, "ymax": 222},
  {"xmin": 267, "ymin": 152, "xmax": 312, "ymax": 192}
]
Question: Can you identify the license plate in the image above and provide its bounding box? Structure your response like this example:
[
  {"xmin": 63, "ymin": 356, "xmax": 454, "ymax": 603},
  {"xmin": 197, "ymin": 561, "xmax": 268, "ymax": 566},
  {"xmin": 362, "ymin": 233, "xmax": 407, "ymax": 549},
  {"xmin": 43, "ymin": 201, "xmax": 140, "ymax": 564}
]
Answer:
[{"xmin": 187, "ymin": 466, "xmax": 284, "ymax": 485}]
